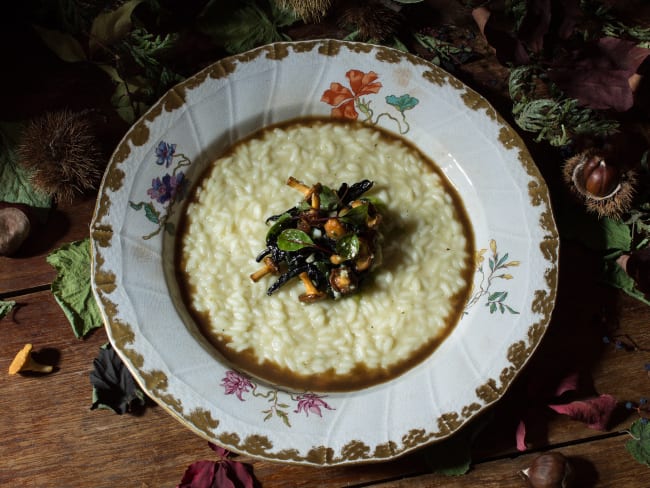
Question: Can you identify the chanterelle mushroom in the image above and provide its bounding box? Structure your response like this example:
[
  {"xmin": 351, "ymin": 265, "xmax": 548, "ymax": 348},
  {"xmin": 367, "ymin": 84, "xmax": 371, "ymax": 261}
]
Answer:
[{"xmin": 8, "ymin": 344, "xmax": 53, "ymax": 375}]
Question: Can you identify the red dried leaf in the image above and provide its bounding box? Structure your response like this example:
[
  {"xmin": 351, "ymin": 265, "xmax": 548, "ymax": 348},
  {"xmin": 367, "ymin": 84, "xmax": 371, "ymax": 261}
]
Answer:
[
  {"xmin": 472, "ymin": 7, "xmax": 530, "ymax": 65},
  {"xmin": 549, "ymin": 37, "xmax": 650, "ymax": 111},
  {"xmin": 177, "ymin": 461, "xmax": 217, "ymax": 488},
  {"xmin": 548, "ymin": 394, "xmax": 618, "ymax": 430},
  {"xmin": 553, "ymin": 371, "xmax": 579, "ymax": 397},
  {"xmin": 177, "ymin": 443, "xmax": 257, "ymax": 488},
  {"xmin": 516, "ymin": 419, "xmax": 528, "ymax": 452}
]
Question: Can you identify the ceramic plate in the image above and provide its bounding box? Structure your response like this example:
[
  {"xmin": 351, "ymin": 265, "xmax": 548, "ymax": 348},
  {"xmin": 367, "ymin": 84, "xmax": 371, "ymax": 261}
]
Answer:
[{"xmin": 90, "ymin": 40, "xmax": 558, "ymax": 466}]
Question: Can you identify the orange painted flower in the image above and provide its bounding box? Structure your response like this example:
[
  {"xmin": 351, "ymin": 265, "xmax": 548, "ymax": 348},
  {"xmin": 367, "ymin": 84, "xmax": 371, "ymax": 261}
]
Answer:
[{"xmin": 321, "ymin": 70, "xmax": 382, "ymax": 119}]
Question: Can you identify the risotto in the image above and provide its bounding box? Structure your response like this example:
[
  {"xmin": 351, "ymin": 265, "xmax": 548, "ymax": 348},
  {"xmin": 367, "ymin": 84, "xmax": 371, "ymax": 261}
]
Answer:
[{"xmin": 178, "ymin": 118, "xmax": 474, "ymax": 391}]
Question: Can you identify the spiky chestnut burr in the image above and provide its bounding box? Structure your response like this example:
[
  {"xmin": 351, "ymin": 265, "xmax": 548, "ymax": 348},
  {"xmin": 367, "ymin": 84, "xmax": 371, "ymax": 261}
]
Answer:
[
  {"xmin": 16, "ymin": 110, "xmax": 106, "ymax": 204},
  {"xmin": 562, "ymin": 149, "xmax": 636, "ymax": 220}
]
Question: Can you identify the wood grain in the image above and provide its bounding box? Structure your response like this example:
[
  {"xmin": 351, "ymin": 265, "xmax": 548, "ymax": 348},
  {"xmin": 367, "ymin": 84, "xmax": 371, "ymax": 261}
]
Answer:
[{"xmin": 0, "ymin": 196, "xmax": 97, "ymax": 296}]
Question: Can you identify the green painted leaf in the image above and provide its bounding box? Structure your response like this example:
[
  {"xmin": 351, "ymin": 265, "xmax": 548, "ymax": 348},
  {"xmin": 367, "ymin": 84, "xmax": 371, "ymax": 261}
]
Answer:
[
  {"xmin": 32, "ymin": 25, "xmax": 87, "ymax": 62},
  {"xmin": 129, "ymin": 201, "xmax": 145, "ymax": 210},
  {"xmin": 277, "ymin": 409, "xmax": 291, "ymax": 427},
  {"xmin": 143, "ymin": 203, "xmax": 160, "ymax": 224},
  {"xmin": 0, "ymin": 122, "xmax": 52, "ymax": 219},
  {"xmin": 47, "ymin": 238, "xmax": 103, "ymax": 338},
  {"xmin": 505, "ymin": 305, "xmax": 520, "ymax": 314},
  {"xmin": 489, "ymin": 302, "xmax": 497, "ymax": 313},
  {"xmin": 277, "ymin": 229, "xmax": 314, "ymax": 251},
  {"xmin": 0, "ymin": 300, "xmax": 16, "ymax": 319},
  {"xmin": 487, "ymin": 291, "xmax": 504, "ymax": 301},
  {"xmin": 386, "ymin": 94, "xmax": 419, "ymax": 112},
  {"xmin": 89, "ymin": 0, "xmax": 144, "ymax": 52},
  {"xmin": 626, "ymin": 419, "xmax": 650, "ymax": 466},
  {"xmin": 336, "ymin": 234, "xmax": 360, "ymax": 260}
]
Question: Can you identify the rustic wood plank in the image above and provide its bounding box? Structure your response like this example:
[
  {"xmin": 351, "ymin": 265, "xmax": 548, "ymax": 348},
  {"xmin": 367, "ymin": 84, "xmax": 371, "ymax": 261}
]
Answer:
[
  {"xmin": 368, "ymin": 434, "xmax": 647, "ymax": 487},
  {"xmin": 0, "ymin": 291, "xmax": 207, "ymax": 488},
  {"xmin": 0, "ymin": 196, "xmax": 97, "ymax": 296},
  {"xmin": 2, "ymin": 245, "xmax": 648, "ymax": 487}
]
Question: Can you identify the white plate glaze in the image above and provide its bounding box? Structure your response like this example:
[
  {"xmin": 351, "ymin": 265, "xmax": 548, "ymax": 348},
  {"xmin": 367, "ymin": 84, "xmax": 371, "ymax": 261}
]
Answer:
[{"xmin": 90, "ymin": 40, "xmax": 558, "ymax": 466}]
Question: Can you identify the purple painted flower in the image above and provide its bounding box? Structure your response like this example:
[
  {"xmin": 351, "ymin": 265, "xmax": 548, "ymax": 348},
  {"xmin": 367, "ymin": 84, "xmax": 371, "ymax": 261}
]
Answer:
[
  {"xmin": 294, "ymin": 393, "xmax": 334, "ymax": 417},
  {"xmin": 155, "ymin": 141, "xmax": 176, "ymax": 167},
  {"xmin": 221, "ymin": 370, "xmax": 254, "ymax": 401},
  {"xmin": 147, "ymin": 171, "xmax": 186, "ymax": 204}
]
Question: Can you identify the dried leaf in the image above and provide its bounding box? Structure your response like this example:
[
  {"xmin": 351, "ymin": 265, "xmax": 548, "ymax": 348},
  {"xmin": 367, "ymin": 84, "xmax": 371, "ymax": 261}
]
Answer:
[
  {"xmin": 548, "ymin": 394, "xmax": 618, "ymax": 430},
  {"xmin": 549, "ymin": 37, "xmax": 650, "ymax": 111},
  {"xmin": 90, "ymin": 343, "xmax": 146, "ymax": 414},
  {"xmin": 621, "ymin": 247, "xmax": 650, "ymax": 298},
  {"xmin": 46, "ymin": 238, "xmax": 103, "ymax": 338},
  {"xmin": 0, "ymin": 300, "xmax": 16, "ymax": 319},
  {"xmin": 177, "ymin": 442, "xmax": 257, "ymax": 488},
  {"xmin": 32, "ymin": 25, "xmax": 87, "ymax": 63},
  {"xmin": 472, "ymin": 7, "xmax": 530, "ymax": 65},
  {"xmin": 0, "ymin": 122, "xmax": 51, "ymax": 216},
  {"xmin": 89, "ymin": 0, "xmax": 144, "ymax": 53},
  {"xmin": 516, "ymin": 0, "xmax": 552, "ymax": 53},
  {"xmin": 626, "ymin": 419, "xmax": 650, "ymax": 467}
]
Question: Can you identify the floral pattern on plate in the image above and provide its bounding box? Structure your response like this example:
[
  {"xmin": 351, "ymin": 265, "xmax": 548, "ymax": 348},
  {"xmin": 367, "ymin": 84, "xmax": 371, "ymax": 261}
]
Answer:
[
  {"xmin": 221, "ymin": 370, "xmax": 335, "ymax": 427},
  {"xmin": 465, "ymin": 239, "xmax": 521, "ymax": 315},
  {"xmin": 321, "ymin": 69, "xmax": 419, "ymax": 134},
  {"xmin": 128, "ymin": 141, "xmax": 191, "ymax": 239}
]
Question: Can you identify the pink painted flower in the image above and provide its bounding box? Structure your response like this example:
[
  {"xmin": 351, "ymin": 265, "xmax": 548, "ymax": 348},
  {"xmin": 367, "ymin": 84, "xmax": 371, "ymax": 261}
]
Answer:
[
  {"xmin": 294, "ymin": 393, "xmax": 334, "ymax": 417},
  {"xmin": 221, "ymin": 370, "xmax": 254, "ymax": 401},
  {"xmin": 321, "ymin": 69, "xmax": 382, "ymax": 119}
]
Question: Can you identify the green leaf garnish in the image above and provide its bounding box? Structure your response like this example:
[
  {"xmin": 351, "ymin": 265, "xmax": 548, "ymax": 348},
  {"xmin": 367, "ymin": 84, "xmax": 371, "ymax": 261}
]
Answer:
[
  {"xmin": 0, "ymin": 300, "xmax": 16, "ymax": 319},
  {"xmin": 46, "ymin": 238, "xmax": 103, "ymax": 339},
  {"xmin": 277, "ymin": 229, "xmax": 315, "ymax": 251},
  {"xmin": 336, "ymin": 234, "xmax": 360, "ymax": 260},
  {"xmin": 319, "ymin": 186, "xmax": 339, "ymax": 211},
  {"xmin": 266, "ymin": 212, "xmax": 292, "ymax": 242},
  {"xmin": 626, "ymin": 419, "xmax": 650, "ymax": 466},
  {"xmin": 339, "ymin": 203, "xmax": 369, "ymax": 227}
]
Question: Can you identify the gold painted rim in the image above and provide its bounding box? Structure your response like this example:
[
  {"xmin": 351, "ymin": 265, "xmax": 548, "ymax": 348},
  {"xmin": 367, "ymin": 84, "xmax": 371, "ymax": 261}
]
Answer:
[{"xmin": 89, "ymin": 39, "xmax": 559, "ymax": 466}]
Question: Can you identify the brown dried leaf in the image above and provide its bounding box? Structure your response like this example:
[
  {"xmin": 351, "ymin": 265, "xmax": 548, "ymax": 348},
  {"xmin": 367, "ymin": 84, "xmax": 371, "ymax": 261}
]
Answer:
[{"xmin": 549, "ymin": 37, "xmax": 650, "ymax": 111}]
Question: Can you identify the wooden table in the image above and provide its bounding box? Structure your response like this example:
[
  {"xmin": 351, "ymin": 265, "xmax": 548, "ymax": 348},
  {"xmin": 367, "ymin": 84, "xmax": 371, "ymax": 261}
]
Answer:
[
  {"xmin": 1, "ymin": 160, "xmax": 649, "ymax": 488},
  {"xmin": 2, "ymin": 6, "xmax": 650, "ymax": 488}
]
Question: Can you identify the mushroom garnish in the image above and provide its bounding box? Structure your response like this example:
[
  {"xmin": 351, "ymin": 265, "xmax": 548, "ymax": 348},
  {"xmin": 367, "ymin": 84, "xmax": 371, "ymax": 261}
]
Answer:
[
  {"xmin": 298, "ymin": 272, "xmax": 327, "ymax": 303},
  {"xmin": 251, "ymin": 177, "xmax": 383, "ymax": 303},
  {"xmin": 8, "ymin": 344, "xmax": 53, "ymax": 375}
]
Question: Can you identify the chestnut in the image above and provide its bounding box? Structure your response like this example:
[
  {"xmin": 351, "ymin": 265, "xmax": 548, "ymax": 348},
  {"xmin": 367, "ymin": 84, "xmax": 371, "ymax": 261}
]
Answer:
[
  {"xmin": 521, "ymin": 452, "xmax": 574, "ymax": 488},
  {"xmin": 573, "ymin": 155, "xmax": 620, "ymax": 199}
]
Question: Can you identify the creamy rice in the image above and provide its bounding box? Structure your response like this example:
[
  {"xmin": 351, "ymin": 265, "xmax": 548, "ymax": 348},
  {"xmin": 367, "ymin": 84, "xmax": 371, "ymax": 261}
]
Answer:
[{"xmin": 179, "ymin": 119, "xmax": 474, "ymax": 391}]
